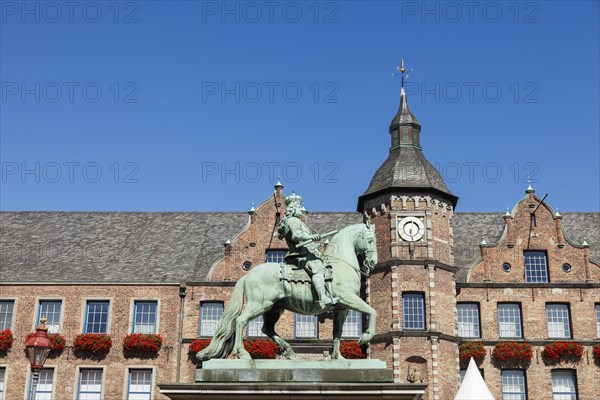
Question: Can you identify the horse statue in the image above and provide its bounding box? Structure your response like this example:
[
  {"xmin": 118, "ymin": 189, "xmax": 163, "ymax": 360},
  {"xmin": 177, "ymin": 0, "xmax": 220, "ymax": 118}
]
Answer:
[{"xmin": 197, "ymin": 221, "xmax": 378, "ymax": 361}]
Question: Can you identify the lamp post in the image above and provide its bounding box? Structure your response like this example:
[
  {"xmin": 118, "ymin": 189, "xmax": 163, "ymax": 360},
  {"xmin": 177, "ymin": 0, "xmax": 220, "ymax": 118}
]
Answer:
[{"xmin": 25, "ymin": 316, "xmax": 52, "ymax": 400}]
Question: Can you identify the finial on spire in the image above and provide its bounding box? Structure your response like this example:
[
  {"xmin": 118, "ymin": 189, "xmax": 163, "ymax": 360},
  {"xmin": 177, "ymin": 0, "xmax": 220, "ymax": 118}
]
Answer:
[
  {"xmin": 248, "ymin": 202, "xmax": 255, "ymax": 215},
  {"xmin": 526, "ymin": 178, "xmax": 535, "ymax": 194},
  {"xmin": 393, "ymin": 58, "xmax": 412, "ymax": 91},
  {"xmin": 274, "ymin": 177, "xmax": 283, "ymax": 189}
]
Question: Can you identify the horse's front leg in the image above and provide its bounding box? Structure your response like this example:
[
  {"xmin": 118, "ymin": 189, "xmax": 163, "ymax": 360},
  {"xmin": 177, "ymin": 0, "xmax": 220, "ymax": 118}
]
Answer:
[
  {"xmin": 332, "ymin": 309, "xmax": 349, "ymax": 359},
  {"xmin": 338, "ymin": 293, "xmax": 377, "ymax": 344}
]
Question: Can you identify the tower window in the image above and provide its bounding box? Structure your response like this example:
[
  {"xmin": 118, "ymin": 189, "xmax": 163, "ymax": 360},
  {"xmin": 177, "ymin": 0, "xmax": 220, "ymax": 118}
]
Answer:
[
  {"xmin": 401, "ymin": 127, "xmax": 410, "ymax": 144},
  {"xmin": 402, "ymin": 293, "xmax": 425, "ymax": 330}
]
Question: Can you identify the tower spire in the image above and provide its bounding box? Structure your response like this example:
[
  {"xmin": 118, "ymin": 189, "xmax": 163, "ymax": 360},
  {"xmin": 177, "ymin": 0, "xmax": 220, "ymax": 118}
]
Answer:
[{"xmin": 390, "ymin": 59, "xmax": 420, "ymax": 149}]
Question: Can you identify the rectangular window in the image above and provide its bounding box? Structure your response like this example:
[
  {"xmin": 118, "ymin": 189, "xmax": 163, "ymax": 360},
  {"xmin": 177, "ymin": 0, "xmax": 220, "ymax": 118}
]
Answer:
[
  {"xmin": 401, "ymin": 127, "xmax": 409, "ymax": 144},
  {"xmin": 342, "ymin": 310, "xmax": 362, "ymax": 338},
  {"xmin": 133, "ymin": 301, "xmax": 157, "ymax": 334},
  {"xmin": 84, "ymin": 301, "xmax": 109, "ymax": 334},
  {"xmin": 294, "ymin": 314, "xmax": 318, "ymax": 338},
  {"xmin": 77, "ymin": 369, "xmax": 102, "ymax": 400},
  {"xmin": 546, "ymin": 304, "xmax": 571, "ymax": 339},
  {"xmin": 392, "ymin": 131, "xmax": 399, "ymax": 147},
  {"xmin": 28, "ymin": 368, "xmax": 54, "ymax": 400},
  {"xmin": 246, "ymin": 315, "xmax": 266, "ymax": 337},
  {"xmin": 199, "ymin": 302, "xmax": 223, "ymax": 337},
  {"xmin": 0, "ymin": 300, "xmax": 14, "ymax": 330},
  {"xmin": 457, "ymin": 303, "xmax": 480, "ymax": 338},
  {"xmin": 38, "ymin": 301, "xmax": 62, "ymax": 334},
  {"xmin": 413, "ymin": 130, "xmax": 420, "ymax": 146},
  {"xmin": 551, "ymin": 370, "xmax": 577, "ymax": 400},
  {"xmin": 498, "ymin": 303, "xmax": 523, "ymax": 338},
  {"xmin": 0, "ymin": 367, "xmax": 5, "ymax": 400},
  {"xmin": 402, "ymin": 293, "xmax": 425, "ymax": 330},
  {"xmin": 595, "ymin": 304, "xmax": 600, "ymax": 338},
  {"xmin": 127, "ymin": 369, "xmax": 152, "ymax": 400},
  {"xmin": 524, "ymin": 251, "xmax": 549, "ymax": 283},
  {"xmin": 501, "ymin": 370, "xmax": 527, "ymax": 400},
  {"xmin": 265, "ymin": 250, "xmax": 287, "ymax": 263}
]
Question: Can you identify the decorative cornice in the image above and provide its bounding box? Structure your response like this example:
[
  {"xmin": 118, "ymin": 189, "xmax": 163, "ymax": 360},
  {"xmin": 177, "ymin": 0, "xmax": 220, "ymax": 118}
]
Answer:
[{"xmin": 373, "ymin": 258, "xmax": 459, "ymax": 274}]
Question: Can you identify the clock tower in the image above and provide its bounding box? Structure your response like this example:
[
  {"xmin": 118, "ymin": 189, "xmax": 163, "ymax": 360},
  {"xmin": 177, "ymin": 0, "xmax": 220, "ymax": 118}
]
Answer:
[{"xmin": 358, "ymin": 62, "xmax": 460, "ymax": 400}]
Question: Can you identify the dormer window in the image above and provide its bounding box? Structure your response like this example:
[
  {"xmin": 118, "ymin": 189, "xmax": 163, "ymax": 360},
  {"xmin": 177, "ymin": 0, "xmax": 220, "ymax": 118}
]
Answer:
[{"xmin": 524, "ymin": 251, "xmax": 549, "ymax": 283}]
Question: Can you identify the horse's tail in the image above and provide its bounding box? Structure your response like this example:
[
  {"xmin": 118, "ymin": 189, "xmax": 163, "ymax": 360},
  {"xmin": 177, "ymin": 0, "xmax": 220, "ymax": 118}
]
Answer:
[{"xmin": 196, "ymin": 275, "xmax": 247, "ymax": 361}]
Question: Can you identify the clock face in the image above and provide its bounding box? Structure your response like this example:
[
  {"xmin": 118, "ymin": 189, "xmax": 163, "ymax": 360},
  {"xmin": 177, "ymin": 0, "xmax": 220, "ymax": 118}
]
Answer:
[{"xmin": 398, "ymin": 216, "xmax": 425, "ymax": 242}]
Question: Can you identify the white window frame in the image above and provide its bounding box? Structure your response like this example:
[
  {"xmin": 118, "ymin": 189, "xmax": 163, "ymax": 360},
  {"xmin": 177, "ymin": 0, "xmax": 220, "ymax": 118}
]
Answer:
[
  {"xmin": 551, "ymin": 370, "xmax": 577, "ymax": 400},
  {"xmin": 595, "ymin": 304, "xmax": 600, "ymax": 338},
  {"xmin": 246, "ymin": 315, "xmax": 266, "ymax": 337},
  {"xmin": 199, "ymin": 302, "xmax": 223, "ymax": 337},
  {"xmin": 294, "ymin": 314, "xmax": 318, "ymax": 338},
  {"xmin": 498, "ymin": 303, "xmax": 523, "ymax": 339},
  {"xmin": 265, "ymin": 250, "xmax": 287, "ymax": 263},
  {"xmin": 342, "ymin": 310, "xmax": 362, "ymax": 338},
  {"xmin": 125, "ymin": 367, "xmax": 154, "ymax": 400},
  {"xmin": 457, "ymin": 303, "xmax": 481, "ymax": 338},
  {"xmin": 501, "ymin": 369, "xmax": 527, "ymax": 400},
  {"xmin": 36, "ymin": 299, "xmax": 63, "ymax": 334},
  {"xmin": 131, "ymin": 300, "xmax": 159, "ymax": 335},
  {"xmin": 0, "ymin": 299, "xmax": 15, "ymax": 331},
  {"xmin": 76, "ymin": 366, "xmax": 105, "ymax": 400},
  {"xmin": 82, "ymin": 299, "xmax": 112, "ymax": 334},
  {"xmin": 524, "ymin": 251, "xmax": 549, "ymax": 283},
  {"xmin": 27, "ymin": 366, "xmax": 56, "ymax": 400},
  {"xmin": 0, "ymin": 365, "xmax": 7, "ymax": 400},
  {"xmin": 546, "ymin": 304, "xmax": 571, "ymax": 339},
  {"xmin": 402, "ymin": 293, "xmax": 425, "ymax": 330}
]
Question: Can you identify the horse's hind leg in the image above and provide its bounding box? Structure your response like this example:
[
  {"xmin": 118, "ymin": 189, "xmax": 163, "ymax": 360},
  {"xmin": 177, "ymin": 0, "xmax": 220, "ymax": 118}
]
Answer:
[
  {"xmin": 233, "ymin": 300, "xmax": 274, "ymax": 360},
  {"xmin": 332, "ymin": 309, "xmax": 349, "ymax": 359},
  {"xmin": 262, "ymin": 307, "xmax": 297, "ymax": 360}
]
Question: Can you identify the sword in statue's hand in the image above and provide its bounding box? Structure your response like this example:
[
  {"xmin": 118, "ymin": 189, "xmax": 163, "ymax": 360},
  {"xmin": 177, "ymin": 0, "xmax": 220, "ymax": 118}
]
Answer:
[{"xmin": 298, "ymin": 230, "xmax": 338, "ymax": 247}]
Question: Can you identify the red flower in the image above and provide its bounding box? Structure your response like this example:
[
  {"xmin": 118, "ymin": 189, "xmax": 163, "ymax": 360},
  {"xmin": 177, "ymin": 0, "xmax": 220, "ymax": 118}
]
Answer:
[
  {"xmin": 189, "ymin": 338, "xmax": 211, "ymax": 354},
  {"xmin": 459, "ymin": 342, "xmax": 486, "ymax": 366},
  {"xmin": 73, "ymin": 333, "xmax": 112, "ymax": 355},
  {"xmin": 24, "ymin": 332, "xmax": 66, "ymax": 352},
  {"xmin": 123, "ymin": 333, "xmax": 163, "ymax": 353},
  {"xmin": 492, "ymin": 342, "xmax": 533, "ymax": 365},
  {"xmin": 339, "ymin": 340, "xmax": 367, "ymax": 359},
  {"xmin": 593, "ymin": 344, "xmax": 600, "ymax": 362},
  {"xmin": 0, "ymin": 330, "xmax": 14, "ymax": 352},
  {"xmin": 242, "ymin": 339, "xmax": 279, "ymax": 359},
  {"xmin": 542, "ymin": 342, "xmax": 584, "ymax": 363}
]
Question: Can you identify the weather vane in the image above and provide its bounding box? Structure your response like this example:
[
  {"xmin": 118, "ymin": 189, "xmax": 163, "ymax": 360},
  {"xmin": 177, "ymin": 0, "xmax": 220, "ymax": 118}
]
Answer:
[{"xmin": 392, "ymin": 58, "xmax": 413, "ymax": 89}]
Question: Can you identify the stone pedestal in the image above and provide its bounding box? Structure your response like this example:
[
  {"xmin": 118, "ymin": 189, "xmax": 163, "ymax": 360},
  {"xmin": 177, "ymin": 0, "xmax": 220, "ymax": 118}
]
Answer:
[
  {"xmin": 159, "ymin": 359, "xmax": 427, "ymax": 399},
  {"xmin": 196, "ymin": 359, "xmax": 394, "ymax": 383}
]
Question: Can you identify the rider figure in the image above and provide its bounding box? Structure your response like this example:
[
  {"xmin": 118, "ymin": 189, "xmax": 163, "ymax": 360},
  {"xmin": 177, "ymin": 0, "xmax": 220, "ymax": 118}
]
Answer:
[{"xmin": 278, "ymin": 192, "xmax": 335, "ymax": 309}]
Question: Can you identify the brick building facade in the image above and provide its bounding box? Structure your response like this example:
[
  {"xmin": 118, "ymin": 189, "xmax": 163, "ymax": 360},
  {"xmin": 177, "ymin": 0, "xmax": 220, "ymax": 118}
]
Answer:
[{"xmin": 1, "ymin": 84, "xmax": 598, "ymax": 400}]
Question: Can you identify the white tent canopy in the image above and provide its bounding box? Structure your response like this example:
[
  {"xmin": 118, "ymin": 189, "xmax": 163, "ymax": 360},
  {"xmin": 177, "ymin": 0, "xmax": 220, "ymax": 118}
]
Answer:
[{"xmin": 454, "ymin": 357, "xmax": 495, "ymax": 400}]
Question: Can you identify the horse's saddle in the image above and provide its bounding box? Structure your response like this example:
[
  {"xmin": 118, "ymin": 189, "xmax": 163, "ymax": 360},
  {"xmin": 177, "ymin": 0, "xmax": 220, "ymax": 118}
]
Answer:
[{"xmin": 279, "ymin": 263, "xmax": 333, "ymax": 284}]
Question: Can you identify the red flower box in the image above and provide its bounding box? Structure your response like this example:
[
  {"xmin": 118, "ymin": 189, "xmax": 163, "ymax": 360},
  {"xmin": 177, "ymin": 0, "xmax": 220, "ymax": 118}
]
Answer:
[
  {"xmin": 123, "ymin": 333, "xmax": 163, "ymax": 353},
  {"xmin": 189, "ymin": 338, "xmax": 211, "ymax": 354},
  {"xmin": 593, "ymin": 344, "xmax": 600, "ymax": 363},
  {"xmin": 542, "ymin": 342, "xmax": 584, "ymax": 363},
  {"xmin": 492, "ymin": 342, "xmax": 533, "ymax": 365},
  {"xmin": 0, "ymin": 329, "xmax": 14, "ymax": 352},
  {"xmin": 339, "ymin": 340, "xmax": 367, "ymax": 359},
  {"xmin": 24, "ymin": 332, "xmax": 66, "ymax": 352},
  {"xmin": 73, "ymin": 333, "xmax": 112, "ymax": 355},
  {"xmin": 242, "ymin": 339, "xmax": 279, "ymax": 359},
  {"xmin": 189, "ymin": 338, "xmax": 279, "ymax": 359},
  {"xmin": 459, "ymin": 342, "xmax": 486, "ymax": 366}
]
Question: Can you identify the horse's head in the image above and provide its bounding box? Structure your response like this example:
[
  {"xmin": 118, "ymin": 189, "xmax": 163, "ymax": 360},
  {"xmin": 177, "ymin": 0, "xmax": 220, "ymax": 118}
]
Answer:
[{"xmin": 356, "ymin": 221, "xmax": 377, "ymax": 276}]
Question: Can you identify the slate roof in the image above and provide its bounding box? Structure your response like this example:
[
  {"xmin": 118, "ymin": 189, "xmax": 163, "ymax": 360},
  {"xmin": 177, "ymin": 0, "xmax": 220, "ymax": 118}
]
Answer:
[
  {"xmin": 0, "ymin": 211, "xmax": 597, "ymax": 283},
  {"xmin": 358, "ymin": 146, "xmax": 458, "ymax": 208}
]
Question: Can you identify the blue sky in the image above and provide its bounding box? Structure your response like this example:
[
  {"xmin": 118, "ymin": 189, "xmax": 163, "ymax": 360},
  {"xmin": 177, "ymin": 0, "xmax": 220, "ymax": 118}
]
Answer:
[{"xmin": 1, "ymin": 0, "xmax": 599, "ymax": 212}]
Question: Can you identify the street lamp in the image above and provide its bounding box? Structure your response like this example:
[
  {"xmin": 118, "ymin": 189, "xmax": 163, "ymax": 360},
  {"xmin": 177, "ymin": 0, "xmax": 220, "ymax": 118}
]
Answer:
[{"xmin": 25, "ymin": 316, "xmax": 52, "ymax": 400}]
